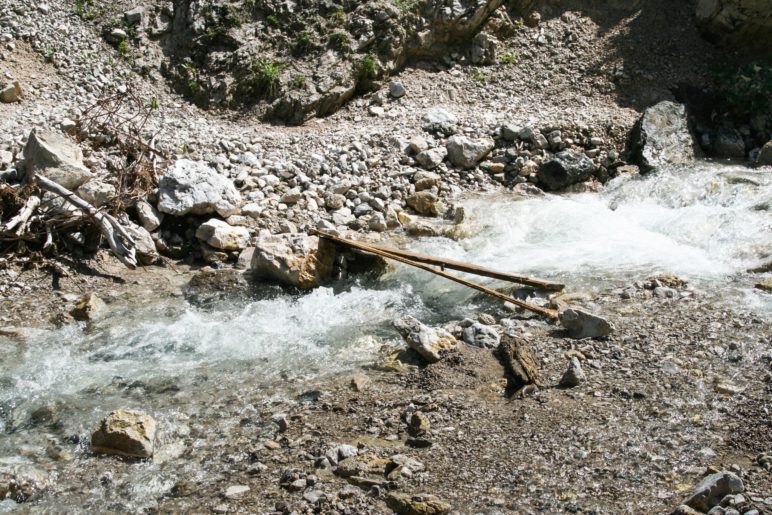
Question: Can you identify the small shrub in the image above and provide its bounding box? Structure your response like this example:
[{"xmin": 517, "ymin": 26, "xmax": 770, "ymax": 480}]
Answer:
[
  {"xmin": 266, "ymin": 14, "xmax": 279, "ymax": 27},
  {"xmin": 393, "ymin": 0, "xmax": 418, "ymax": 13},
  {"xmin": 329, "ymin": 31, "xmax": 350, "ymax": 51},
  {"xmin": 149, "ymin": 97, "xmax": 159, "ymax": 110},
  {"xmin": 117, "ymin": 40, "xmax": 131, "ymax": 58},
  {"xmin": 332, "ymin": 8, "xmax": 346, "ymax": 25},
  {"xmin": 358, "ymin": 53, "xmax": 379, "ymax": 80},
  {"xmin": 291, "ymin": 74, "xmax": 307, "ymax": 89},
  {"xmin": 293, "ymin": 32, "xmax": 314, "ymax": 56},
  {"xmin": 244, "ymin": 58, "xmax": 284, "ymax": 97},
  {"xmin": 500, "ymin": 52, "xmax": 517, "ymax": 65},
  {"xmin": 471, "ymin": 69, "xmax": 486, "ymax": 82}
]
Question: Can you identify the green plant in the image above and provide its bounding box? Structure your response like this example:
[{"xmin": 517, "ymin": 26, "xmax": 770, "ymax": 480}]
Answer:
[
  {"xmin": 393, "ymin": 0, "xmax": 418, "ymax": 13},
  {"xmin": 329, "ymin": 31, "xmax": 350, "ymax": 51},
  {"xmin": 471, "ymin": 69, "xmax": 486, "ymax": 82},
  {"xmin": 293, "ymin": 32, "xmax": 314, "ymax": 56},
  {"xmin": 74, "ymin": 0, "xmax": 98, "ymax": 20},
  {"xmin": 149, "ymin": 97, "xmax": 159, "ymax": 110},
  {"xmin": 358, "ymin": 53, "xmax": 379, "ymax": 80},
  {"xmin": 266, "ymin": 14, "xmax": 279, "ymax": 26},
  {"xmin": 500, "ymin": 52, "xmax": 517, "ymax": 65},
  {"xmin": 291, "ymin": 74, "xmax": 307, "ymax": 89},
  {"xmin": 117, "ymin": 40, "xmax": 131, "ymax": 59},
  {"xmin": 244, "ymin": 58, "xmax": 284, "ymax": 97},
  {"xmin": 712, "ymin": 61, "xmax": 772, "ymax": 120},
  {"xmin": 332, "ymin": 8, "xmax": 346, "ymax": 25},
  {"xmin": 43, "ymin": 46, "xmax": 55, "ymax": 62}
]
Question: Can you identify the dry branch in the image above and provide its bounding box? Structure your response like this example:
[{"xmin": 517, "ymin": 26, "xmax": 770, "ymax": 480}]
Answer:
[{"xmin": 1, "ymin": 195, "xmax": 40, "ymax": 234}]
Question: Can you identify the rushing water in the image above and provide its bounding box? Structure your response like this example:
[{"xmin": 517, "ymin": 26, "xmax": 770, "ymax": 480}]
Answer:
[{"xmin": 0, "ymin": 162, "xmax": 770, "ymax": 510}]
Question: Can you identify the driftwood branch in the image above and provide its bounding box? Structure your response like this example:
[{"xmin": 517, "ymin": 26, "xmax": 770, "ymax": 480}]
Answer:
[
  {"xmin": 498, "ymin": 334, "xmax": 541, "ymax": 391},
  {"xmin": 312, "ymin": 229, "xmax": 560, "ymax": 320},
  {"xmin": 1, "ymin": 195, "xmax": 41, "ymax": 234},
  {"xmin": 35, "ymin": 175, "xmax": 137, "ymax": 268}
]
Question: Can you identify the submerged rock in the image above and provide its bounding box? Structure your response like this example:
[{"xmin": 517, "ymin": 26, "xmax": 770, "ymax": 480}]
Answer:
[
  {"xmin": 157, "ymin": 159, "xmax": 241, "ymax": 217},
  {"xmin": 393, "ymin": 316, "xmax": 457, "ymax": 363},
  {"xmin": 250, "ymin": 233, "xmax": 335, "ymax": 289},
  {"xmin": 23, "ymin": 130, "xmax": 93, "ymax": 190},
  {"xmin": 632, "ymin": 101, "xmax": 697, "ymax": 173},
  {"xmin": 559, "ymin": 308, "xmax": 614, "ymax": 339},
  {"xmin": 91, "ymin": 410, "xmax": 157, "ymax": 459}
]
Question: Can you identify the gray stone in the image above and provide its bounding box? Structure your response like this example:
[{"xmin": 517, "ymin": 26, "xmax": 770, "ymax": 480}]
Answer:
[
  {"xmin": 70, "ymin": 293, "xmax": 107, "ymax": 321},
  {"xmin": 105, "ymin": 28, "xmax": 128, "ymax": 43},
  {"xmin": 632, "ymin": 101, "xmax": 697, "ymax": 173},
  {"xmin": 280, "ymin": 187, "xmax": 302, "ymax": 204},
  {"xmin": 136, "ymin": 200, "xmax": 163, "ymax": 231},
  {"xmin": 157, "ymin": 159, "xmax": 241, "ymax": 217},
  {"xmin": 123, "ymin": 7, "xmax": 144, "ymax": 25},
  {"xmin": 236, "ymin": 247, "xmax": 255, "ymax": 269},
  {"xmin": 91, "ymin": 410, "xmax": 156, "ymax": 459},
  {"xmin": 559, "ymin": 308, "xmax": 614, "ymax": 339},
  {"xmin": 422, "ymin": 108, "xmax": 458, "ymax": 136},
  {"xmin": 224, "ymin": 485, "xmax": 249, "ymax": 499},
  {"xmin": 325, "ymin": 193, "xmax": 346, "ymax": 210},
  {"xmin": 695, "ymin": 0, "xmax": 772, "ymax": 55},
  {"xmin": 0, "ymin": 81, "xmax": 21, "ymax": 103},
  {"xmin": 393, "ymin": 316, "xmax": 458, "ymax": 363},
  {"xmin": 76, "ymin": 180, "xmax": 115, "ymax": 208},
  {"xmin": 559, "ymin": 357, "xmax": 585, "ymax": 387},
  {"xmin": 446, "ymin": 135, "xmax": 494, "ymax": 169},
  {"xmin": 415, "ymin": 147, "xmax": 447, "ymax": 170},
  {"xmin": 685, "ymin": 472, "xmax": 744, "ymax": 512},
  {"xmin": 414, "ymin": 171, "xmax": 441, "ymax": 191},
  {"xmin": 461, "ymin": 322, "xmax": 500, "ymax": 348},
  {"xmin": 124, "ymin": 222, "xmax": 158, "ymax": 264},
  {"xmin": 389, "ymin": 81, "xmax": 406, "ymax": 98},
  {"xmin": 251, "ymin": 233, "xmax": 335, "ymax": 289},
  {"xmin": 537, "ymin": 150, "xmax": 595, "ymax": 191},
  {"xmin": 369, "ymin": 213, "xmax": 387, "ymax": 232},
  {"xmin": 757, "ymin": 141, "xmax": 772, "ymax": 166},
  {"xmin": 500, "ymin": 124, "xmax": 519, "ymax": 141},
  {"xmin": 713, "ymin": 127, "xmax": 745, "ymax": 158},
  {"xmin": 23, "ymin": 130, "xmax": 93, "ymax": 190},
  {"xmin": 195, "ymin": 219, "xmax": 250, "ymax": 250}
]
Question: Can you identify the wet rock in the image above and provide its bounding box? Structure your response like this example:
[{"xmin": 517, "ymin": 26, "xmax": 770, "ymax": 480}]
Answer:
[
  {"xmin": 422, "ymin": 108, "xmax": 457, "ymax": 136},
  {"xmin": 135, "ymin": 200, "xmax": 163, "ymax": 231},
  {"xmin": 756, "ymin": 141, "xmax": 772, "ymax": 166},
  {"xmin": 632, "ymin": 101, "xmax": 697, "ymax": 173},
  {"xmin": 70, "ymin": 293, "xmax": 107, "ymax": 321},
  {"xmin": 559, "ymin": 357, "xmax": 585, "ymax": 387},
  {"xmin": 195, "ymin": 219, "xmax": 250, "ymax": 251},
  {"xmin": 537, "ymin": 150, "xmax": 595, "ymax": 191},
  {"xmin": 385, "ymin": 493, "xmax": 451, "ymax": 515},
  {"xmin": 185, "ymin": 268, "xmax": 249, "ymax": 303},
  {"xmin": 76, "ymin": 180, "xmax": 116, "ymax": 208},
  {"xmin": 393, "ymin": 316, "xmax": 458, "ymax": 363},
  {"xmin": 713, "ymin": 127, "xmax": 746, "ymax": 158},
  {"xmin": 446, "ymin": 135, "xmax": 494, "ymax": 169},
  {"xmin": 0, "ymin": 467, "xmax": 48, "ymax": 502},
  {"xmin": 754, "ymin": 278, "xmax": 772, "ymax": 292},
  {"xmin": 415, "ymin": 147, "xmax": 447, "ymax": 170},
  {"xmin": 23, "ymin": 130, "xmax": 93, "ymax": 190},
  {"xmin": 251, "ymin": 233, "xmax": 335, "ymax": 289},
  {"xmin": 559, "ymin": 308, "xmax": 614, "ymax": 339},
  {"xmin": 406, "ymin": 191, "xmax": 442, "ymax": 216},
  {"xmin": 91, "ymin": 410, "xmax": 156, "ymax": 459},
  {"xmin": 684, "ymin": 471, "xmax": 744, "ymax": 512},
  {"xmin": 157, "ymin": 159, "xmax": 241, "ymax": 217},
  {"xmin": 695, "ymin": 0, "xmax": 772, "ymax": 55},
  {"xmin": 461, "ymin": 322, "xmax": 500, "ymax": 348},
  {"xmin": 0, "ymin": 81, "xmax": 22, "ymax": 103}
]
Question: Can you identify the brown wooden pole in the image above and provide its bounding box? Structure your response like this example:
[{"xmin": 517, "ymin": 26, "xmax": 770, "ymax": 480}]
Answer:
[{"xmin": 312, "ymin": 229, "xmax": 559, "ymax": 320}]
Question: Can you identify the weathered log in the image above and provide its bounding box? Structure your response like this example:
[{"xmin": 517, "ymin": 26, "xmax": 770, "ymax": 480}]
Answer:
[
  {"xmin": 312, "ymin": 229, "xmax": 559, "ymax": 320},
  {"xmin": 35, "ymin": 175, "xmax": 138, "ymax": 268},
  {"xmin": 498, "ymin": 333, "xmax": 541, "ymax": 389},
  {"xmin": 1, "ymin": 195, "xmax": 40, "ymax": 234}
]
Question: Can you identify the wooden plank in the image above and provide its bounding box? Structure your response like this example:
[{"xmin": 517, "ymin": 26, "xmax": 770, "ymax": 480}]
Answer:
[{"xmin": 312, "ymin": 229, "xmax": 559, "ymax": 320}]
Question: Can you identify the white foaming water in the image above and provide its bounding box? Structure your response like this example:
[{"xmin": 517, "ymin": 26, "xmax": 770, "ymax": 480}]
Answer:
[{"xmin": 393, "ymin": 163, "xmax": 771, "ymax": 300}]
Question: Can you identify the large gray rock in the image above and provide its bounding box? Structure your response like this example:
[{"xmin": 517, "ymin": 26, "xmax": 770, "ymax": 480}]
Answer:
[
  {"xmin": 537, "ymin": 150, "xmax": 595, "ymax": 191},
  {"xmin": 393, "ymin": 316, "xmax": 457, "ymax": 363},
  {"xmin": 91, "ymin": 410, "xmax": 157, "ymax": 459},
  {"xmin": 684, "ymin": 471, "xmax": 744, "ymax": 512},
  {"xmin": 559, "ymin": 308, "xmax": 614, "ymax": 339},
  {"xmin": 632, "ymin": 101, "xmax": 698, "ymax": 173},
  {"xmin": 23, "ymin": 130, "xmax": 93, "ymax": 190},
  {"xmin": 713, "ymin": 127, "xmax": 745, "ymax": 158},
  {"xmin": 157, "ymin": 159, "xmax": 241, "ymax": 217},
  {"xmin": 251, "ymin": 233, "xmax": 335, "ymax": 289},
  {"xmin": 446, "ymin": 135, "xmax": 494, "ymax": 169},
  {"xmin": 461, "ymin": 322, "xmax": 500, "ymax": 348},
  {"xmin": 195, "ymin": 219, "xmax": 250, "ymax": 250},
  {"xmin": 757, "ymin": 140, "xmax": 772, "ymax": 166},
  {"xmin": 135, "ymin": 199, "xmax": 163, "ymax": 231}
]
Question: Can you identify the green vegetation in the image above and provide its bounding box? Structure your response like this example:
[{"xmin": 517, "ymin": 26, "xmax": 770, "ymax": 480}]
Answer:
[
  {"xmin": 393, "ymin": 0, "xmax": 419, "ymax": 13},
  {"xmin": 500, "ymin": 52, "xmax": 517, "ymax": 65},
  {"xmin": 332, "ymin": 8, "xmax": 347, "ymax": 26},
  {"xmin": 43, "ymin": 46, "xmax": 55, "ymax": 63},
  {"xmin": 266, "ymin": 14, "xmax": 279, "ymax": 27},
  {"xmin": 471, "ymin": 69, "xmax": 486, "ymax": 82},
  {"xmin": 329, "ymin": 31, "xmax": 350, "ymax": 51},
  {"xmin": 149, "ymin": 97, "xmax": 159, "ymax": 110},
  {"xmin": 712, "ymin": 61, "xmax": 772, "ymax": 120},
  {"xmin": 181, "ymin": 62, "xmax": 200, "ymax": 94},
  {"xmin": 358, "ymin": 53, "xmax": 379, "ymax": 80},
  {"xmin": 293, "ymin": 32, "xmax": 314, "ymax": 56},
  {"xmin": 291, "ymin": 74, "xmax": 307, "ymax": 89},
  {"xmin": 243, "ymin": 58, "xmax": 285, "ymax": 97},
  {"xmin": 73, "ymin": 0, "xmax": 98, "ymax": 20},
  {"xmin": 117, "ymin": 40, "xmax": 131, "ymax": 59}
]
